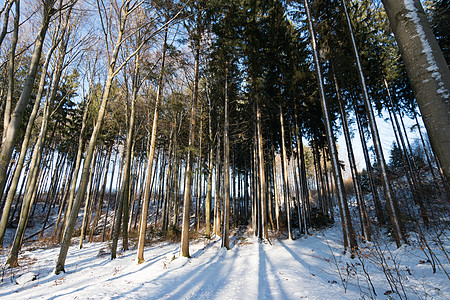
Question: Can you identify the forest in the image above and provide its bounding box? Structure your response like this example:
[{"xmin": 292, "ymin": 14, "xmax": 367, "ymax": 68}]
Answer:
[{"xmin": 0, "ymin": 0, "xmax": 449, "ymax": 298}]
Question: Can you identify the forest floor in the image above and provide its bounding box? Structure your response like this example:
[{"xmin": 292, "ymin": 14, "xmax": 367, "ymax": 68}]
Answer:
[{"xmin": 0, "ymin": 218, "xmax": 449, "ymax": 300}]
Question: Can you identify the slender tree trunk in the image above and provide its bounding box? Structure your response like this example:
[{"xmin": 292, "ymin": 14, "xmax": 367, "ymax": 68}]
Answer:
[
  {"xmin": 279, "ymin": 104, "xmax": 292, "ymax": 240},
  {"xmin": 136, "ymin": 27, "xmax": 167, "ymax": 263},
  {"xmin": 79, "ymin": 150, "xmax": 97, "ymax": 249},
  {"xmin": 6, "ymin": 78, "xmax": 54, "ymax": 268},
  {"xmin": 256, "ymin": 100, "xmax": 268, "ymax": 241},
  {"xmin": 112, "ymin": 67, "xmax": 140, "ymax": 258},
  {"xmin": 205, "ymin": 140, "xmax": 214, "ymax": 237},
  {"xmin": 304, "ymin": 0, "xmax": 357, "ymax": 252},
  {"xmin": 272, "ymin": 150, "xmax": 280, "ymax": 231},
  {"xmin": 55, "ymin": 1, "xmax": 130, "ymax": 274},
  {"xmin": 213, "ymin": 138, "xmax": 221, "ymax": 236},
  {"xmin": 2, "ymin": 0, "xmax": 19, "ymax": 140},
  {"xmin": 0, "ymin": 33, "xmax": 60, "ymax": 246},
  {"xmin": 63, "ymin": 60, "xmax": 97, "ymax": 233},
  {"xmin": 385, "ymin": 79, "xmax": 429, "ymax": 224},
  {"xmin": 222, "ymin": 70, "xmax": 230, "ymax": 249},
  {"xmin": 354, "ymin": 104, "xmax": 385, "ymax": 225},
  {"xmin": 90, "ymin": 148, "xmax": 111, "ymax": 241},
  {"xmin": 180, "ymin": 24, "xmax": 201, "ymax": 258},
  {"xmin": 0, "ymin": 4, "xmax": 52, "ymax": 201},
  {"xmin": 334, "ymin": 72, "xmax": 370, "ymax": 241},
  {"xmin": 342, "ymin": 0, "xmax": 404, "ymax": 246},
  {"xmin": 196, "ymin": 108, "xmax": 203, "ymax": 232},
  {"xmin": 293, "ymin": 113, "xmax": 308, "ymax": 234},
  {"xmin": 0, "ymin": 0, "xmax": 13, "ymax": 50},
  {"xmin": 102, "ymin": 149, "xmax": 118, "ymax": 241}
]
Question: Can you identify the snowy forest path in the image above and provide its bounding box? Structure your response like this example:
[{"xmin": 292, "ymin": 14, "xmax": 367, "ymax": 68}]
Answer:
[
  {"xmin": 0, "ymin": 224, "xmax": 448, "ymax": 299},
  {"xmin": 0, "ymin": 228, "xmax": 362, "ymax": 299}
]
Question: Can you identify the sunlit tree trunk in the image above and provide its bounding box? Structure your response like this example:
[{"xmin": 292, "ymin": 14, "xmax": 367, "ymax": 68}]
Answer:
[
  {"xmin": 0, "ymin": 31, "xmax": 60, "ymax": 246},
  {"xmin": 271, "ymin": 148, "xmax": 280, "ymax": 231},
  {"xmin": 55, "ymin": 1, "xmax": 130, "ymax": 274},
  {"xmin": 112, "ymin": 50, "xmax": 141, "ymax": 259},
  {"xmin": 137, "ymin": 24, "xmax": 168, "ymax": 261},
  {"xmin": 180, "ymin": 19, "xmax": 201, "ymax": 257},
  {"xmin": 0, "ymin": 0, "xmax": 13, "ymax": 50},
  {"xmin": 256, "ymin": 99, "xmax": 268, "ymax": 241},
  {"xmin": 6, "ymin": 14, "xmax": 72, "ymax": 266},
  {"xmin": 205, "ymin": 120, "xmax": 214, "ymax": 237},
  {"xmin": 2, "ymin": 0, "xmax": 19, "ymax": 140},
  {"xmin": 79, "ymin": 149, "xmax": 98, "ymax": 249},
  {"xmin": 279, "ymin": 104, "xmax": 292, "ymax": 240},
  {"xmin": 222, "ymin": 70, "xmax": 230, "ymax": 249},
  {"xmin": 334, "ymin": 72, "xmax": 370, "ymax": 241},
  {"xmin": 382, "ymin": 0, "xmax": 450, "ymax": 183},
  {"xmin": 90, "ymin": 148, "xmax": 111, "ymax": 241},
  {"xmin": 213, "ymin": 138, "xmax": 221, "ymax": 236},
  {"xmin": 304, "ymin": 0, "xmax": 357, "ymax": 253},
  {"xmin": 0, "ymin": 2, "xmax": 54, "ymax": 201},
  {"xmin": 341, "ymin": 0, "xmax": 404, "ymax": 246}
]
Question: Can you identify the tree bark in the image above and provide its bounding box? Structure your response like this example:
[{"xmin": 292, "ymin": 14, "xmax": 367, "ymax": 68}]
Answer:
[
  {"xmin": 180, "ymin": 18, "xmax": 201, "ymax": 257},
  {"xmin": 222, "ymin": 70, "xmax": 230, "ymax": 249},
  {"xmin": 341, "ymin": 0, "xmax": 404, "ymax": 247},
  {"xmin": 381, "ymin": 0, "xmax": 450, "ymax": 183},
  {"xmin": 0, "ymin": 32, "xmax": 60, "ymax": 246},
  {"xmin": 304, "ymin": 0, "xmax": 357, "ymax": 252},
  {"xmin": 0, "ymin": 3, "xmax": 52, "ymax": 201},
  {"xmin": 55, "ymin": 1, "xmax": 130, "ymax": 274},
  {"xmin": 136, "ymin": 26, "xmax": 167, "ymax": 263},
  {"xmin": 279, "ymin": 104, "xmax": 292, "ymax": 240},
  {"xmin": 2, "ymin": 0, "xmax": 19, "ymax": 140}
]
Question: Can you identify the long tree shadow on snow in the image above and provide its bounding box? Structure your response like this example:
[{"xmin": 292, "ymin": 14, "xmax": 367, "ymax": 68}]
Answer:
[
  {"xmin": 259, "ymin": 242, "xmax": 292, "ymax": 299},
  {"xmin": 41, "ymin": 246, "xmax": 180, "ymax": 299},
  {"xmin": 277, "ymin": 239, "xmax": 343, "ymax": 292},
  {"xmin": 109, "ymin": 239, "xmax": 237, "ymax": 299}
]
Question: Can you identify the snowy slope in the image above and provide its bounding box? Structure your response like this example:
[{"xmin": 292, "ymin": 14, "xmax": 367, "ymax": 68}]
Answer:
[{"xmin": 0, "ymin": 224, "xmax": 448, "ymax": 299}]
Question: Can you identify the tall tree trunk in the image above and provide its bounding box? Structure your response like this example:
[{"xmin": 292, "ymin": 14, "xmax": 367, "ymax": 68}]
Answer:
[
  {"xmin": 112, "ymin": 48, "xmax": 141, "ymax": 258},
  {"xmin": 354, "ymin": 104, "xmax": 384, "ymax": 225},
  {"xmin": 213, "ymin": 138, "xmax": 221, "ymax": 236},
  {"xmin": 279, "ymin": 104, "xmax": 292, "ymax": 240},
  {"xmin": 6, "ymin": 77, "xmax": 54, "ymax": 268},
  {"xmin": 90, "ymin": 148, "xmax": 111, "ymax": 241},
  {"xmin": 0, "ymin": 32, "xmax": 60, "ymax": 246},
  {"xmin": 180, "ymin": 22, "xmax": 201, "ymax": 257},
  {"xmin": 385, "ymin": 79, "xmax": 429, "ymax": 224},
  {"xmin": 381, "ymin": 0, "xmax": 450, "ymax": 183},
  {"xmin": 195, "ymin": 107, "xmax": 203, "ymax": 232},
  {"xmin": 63, "ymin": 57, "xmax": 98, "ymax": 233},
  {"xmin": 341, "ymin": 0, "xmax": 404, "ymax": 247},
  {"xmin": 222, "ymin": 70, "xmax": 230, "ymax": 249},
  {"xmin": 304, "ymin": 0, "xmax": 357, "ymax": 252},
  {"xmin": 55, "ymin": 1, "xmax": 130, "ymax": 274},
  {"xmin": 2, "ymin": 0, "xmax": 19, "ymax": 140},
  {"xmin": 334, "ymin": 72, "xmax": 370, "ymax": 241},
  {"xmin": 136, "ymin": 26, "xmax": 167, "ymax": 263},
  {"xmin": 102, "ymin": 148, "xmax": 118, "ymax": 242},
  {"xmin": 205, "ymin": 137, "xmax": 214, "ymax": 237},
  {"xmin": 271, "ymin": 149, "xmax": 280, "ymax": 232},
  {"xmin": 6, "ymin": 13, "xmax": 72, "ymax": 266},
  {"xmin": 256, "ymin": 100, "xmax": 268, "ymax": 241},
  {"xmin": 0, "ymin": 3, "xmax": 53, "ymax": 200},
  {"xmin": 79, "ymin": 149, "xmax": 98, "ymax": 249},
  {"xmin": 0, "ymin": 0, "xmax": 13, "ymax": 50}
]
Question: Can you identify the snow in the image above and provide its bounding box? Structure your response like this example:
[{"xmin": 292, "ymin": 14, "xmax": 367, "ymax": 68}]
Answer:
[
  {"xmin": 403, "ymin": 0, "xmax": 449, "ymax": 100},
  {"xmin": 0, "ymin": 223, "xmax": 449, "ymax": 299}
]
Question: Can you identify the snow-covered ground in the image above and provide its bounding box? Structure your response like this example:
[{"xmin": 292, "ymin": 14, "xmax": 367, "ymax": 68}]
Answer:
[{"xmin": 0, "ymin": 224, "xmax": 448, "ymax": 299}]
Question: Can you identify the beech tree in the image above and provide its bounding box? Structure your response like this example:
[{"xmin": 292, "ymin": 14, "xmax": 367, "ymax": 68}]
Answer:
[{"xmin": 381, "ymin": 0, "xmax": 450, "ymax": 183}]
